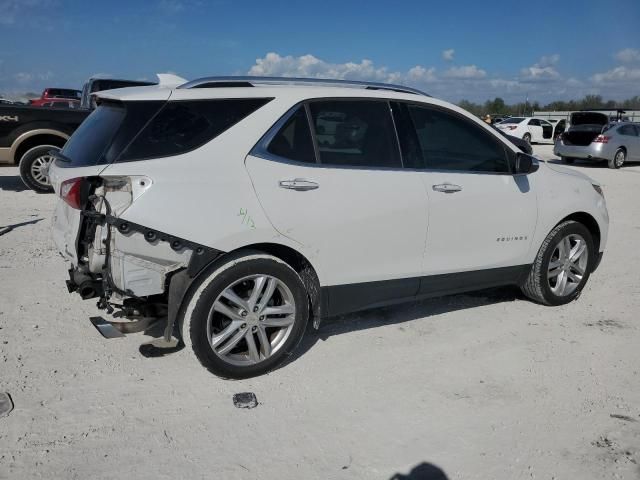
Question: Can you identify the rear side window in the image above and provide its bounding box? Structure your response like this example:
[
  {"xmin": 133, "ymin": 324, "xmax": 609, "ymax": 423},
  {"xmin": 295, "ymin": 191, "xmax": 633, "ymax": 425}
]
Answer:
[
  {"xmin": 59, "ymin": 101, "xmax": 164, "ymax": 167},
  {"xmin": 60, "ymin": 103, "xmax": 127, "ymax": 167},
  {"xmin": 618, "ymin": 124, "xmax": 637, "ymax": 136},
  {"xmin": 308, "ymin": 100, "xmax": 401, "ymax": 168},
  {"xmin": 267, "ymin": 106, "xmax": 316, "ymax": 163},
  {"xmin": 407, "ymin": 105, "xmax": 509, "ymax": 173},
  {"xmin": 119, "ymin": 98, "xmax": 272, "ymax": 162}
]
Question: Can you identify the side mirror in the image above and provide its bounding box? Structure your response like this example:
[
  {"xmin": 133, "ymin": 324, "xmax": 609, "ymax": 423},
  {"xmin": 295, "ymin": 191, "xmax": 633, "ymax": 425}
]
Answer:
[{"xmin": 514, "ymin": 153, "xmax": 539, "ymax": 175}]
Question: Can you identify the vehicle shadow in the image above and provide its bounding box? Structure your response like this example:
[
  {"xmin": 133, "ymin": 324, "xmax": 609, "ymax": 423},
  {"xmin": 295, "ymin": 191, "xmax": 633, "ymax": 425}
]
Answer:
[
  {"xmin": 281, "ymin": 285, "xmax": 524, "ymax": 370},
  {"xmin": 389, "ymin": 462, "xmax": 449, "ymax": 480},
  {"xmin": 0, "ymin": 175, "xmax": 28, "ymax": 192}
]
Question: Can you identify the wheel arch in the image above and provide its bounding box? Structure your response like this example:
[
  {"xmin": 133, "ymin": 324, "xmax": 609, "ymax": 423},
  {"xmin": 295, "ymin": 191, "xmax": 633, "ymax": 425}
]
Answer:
[
  {"xmin": 228, "ymin": 242, "xmax": 322, "ymax": 326},
  {"xmin": 170, "ymin": 241, "xmax": 323, "ymax": 343},
  {"xmin": 11, "ymin": 130, "xmax": 68, "ymax": 164},
  {"xmin": 557, "ymin": 211, "xmax": 601, "ymax": 253}
]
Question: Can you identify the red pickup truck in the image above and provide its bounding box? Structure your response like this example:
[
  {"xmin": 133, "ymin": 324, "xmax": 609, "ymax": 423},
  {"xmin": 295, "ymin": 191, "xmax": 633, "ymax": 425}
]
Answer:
[{"xmin": 29, "ymin": 88, "xmax": 82, "ymax": 107}]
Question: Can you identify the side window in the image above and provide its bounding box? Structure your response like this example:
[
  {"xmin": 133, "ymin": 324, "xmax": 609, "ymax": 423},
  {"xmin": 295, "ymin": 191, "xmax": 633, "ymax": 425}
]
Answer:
[
  {"xmin": 618, "ymin": 125, "xmax": 634, "ymax": 136},
  {"xmin": 119, "ymin": 98, "xmax": 272, "ymax": 161},
  {"xmin": 267, "ymin": 106, "xmax": 316, "ymax": 163},
  {"xmin": 308, "ymin": 100, "xmax": 401, "ymax": 168},
  {"xmin": 528, "ymin": 119, "xmax": 540, "ymax": 126},
  {"xmin": 407, "ymin": 104, "xmax": 510, "ymax": 173}
]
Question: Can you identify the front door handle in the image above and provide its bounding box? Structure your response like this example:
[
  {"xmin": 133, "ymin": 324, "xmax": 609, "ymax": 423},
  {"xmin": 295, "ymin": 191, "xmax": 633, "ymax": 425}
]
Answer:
[
  {"xmin": 279, "ymin": 179, "xmax": 319, "ymax": 191},
  {"xmin": 432, "ymin": 183, "xmax": 462, "ymax": 193}
]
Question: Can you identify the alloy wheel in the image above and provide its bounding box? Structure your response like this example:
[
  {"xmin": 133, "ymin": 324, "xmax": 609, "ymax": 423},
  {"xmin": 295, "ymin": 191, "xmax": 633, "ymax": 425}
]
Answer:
[
  {"xmin": 206, "ymin": 274, "xmax": 296, "ymax": 366},
  {"xmin": 615, "ymin": 150, "xmax": 625, "ymax": 168},
  {"xmin": 30, "ymin": 154, "xmax": 53, "ymax": 187},
  {"xmin": 547, "ymin": 233, "xmax": 589, "ymax": 296}
]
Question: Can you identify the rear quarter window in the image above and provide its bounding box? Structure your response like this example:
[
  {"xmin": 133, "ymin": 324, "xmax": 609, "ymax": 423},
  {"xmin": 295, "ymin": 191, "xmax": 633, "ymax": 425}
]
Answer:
[{"xmin": 118, "ymin": 98, "xmax": 272, "ymax": 162}]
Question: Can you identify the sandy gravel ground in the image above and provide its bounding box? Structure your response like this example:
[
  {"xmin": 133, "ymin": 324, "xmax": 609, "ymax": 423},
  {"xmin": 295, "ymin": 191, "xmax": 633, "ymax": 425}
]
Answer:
[{"xmin": 0, "ymin": 145, "xmax": 639, "ymax": 480}]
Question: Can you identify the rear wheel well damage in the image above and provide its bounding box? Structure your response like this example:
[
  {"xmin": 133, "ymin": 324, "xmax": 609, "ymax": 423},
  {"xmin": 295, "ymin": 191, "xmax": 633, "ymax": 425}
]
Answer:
[
  {"xmin": 14, "ymin": 134, "xmax": 66, "ymax": 164},
  {"xmin": 167, "ymin": 243, "xmax": 322, "ymax": 343}
]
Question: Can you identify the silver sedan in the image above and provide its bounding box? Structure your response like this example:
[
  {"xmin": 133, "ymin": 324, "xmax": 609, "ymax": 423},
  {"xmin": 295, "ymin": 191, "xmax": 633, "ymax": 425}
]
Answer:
[{"xmin": 554, "ymin": 122, "xmax": 640, "ymax": 169}]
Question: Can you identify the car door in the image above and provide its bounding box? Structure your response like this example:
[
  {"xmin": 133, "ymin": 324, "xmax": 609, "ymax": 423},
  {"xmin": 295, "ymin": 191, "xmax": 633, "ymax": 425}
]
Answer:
[
  {"xmin": 396, "ymin": 102, "xmax": 537, "ymax": 283},
  {"xmin": 245, "ymin": 100, "xmax": 429, "ymax": 314},
  {"xmin": 540, "ymin": 120, "xmax": 553, "ymax": 142},
  {"xmin": 527, "ymin": 118, "xmax": 543, "ymax": 142}
]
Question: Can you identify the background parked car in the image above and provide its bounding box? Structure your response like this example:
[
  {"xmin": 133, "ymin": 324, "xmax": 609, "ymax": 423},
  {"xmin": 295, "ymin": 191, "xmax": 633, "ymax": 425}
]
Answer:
[
  {"xmin": 555, "ymin": 121, "xmax": 640, "ymax": 169},
  {"xmin": 39, "ymin": 99, "xmax": 81, "ymax": 109},
  {"xmin": 0, "ymin": 75, "xmax": 181, "ymax": 192},
  {"xmin": 495, "ymin": 117, "xmax": 561, "ymax": 144},
  {"xmin": 29, "ymin": 88, "xmax": 81, "ymax": 106}
]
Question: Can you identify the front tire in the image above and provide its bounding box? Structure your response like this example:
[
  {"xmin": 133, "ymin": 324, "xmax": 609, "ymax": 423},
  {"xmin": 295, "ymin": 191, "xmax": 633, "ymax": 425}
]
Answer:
[
  {"xmin": 181, "ymin": 252, "xmax": 309, "ymax": 379},
  {"xmin": 608, "ymin": 148, "xmax": 625, "ymax": 169},
  {"xmin": 521, "ymin": 220, "xmax": 594, "ymax": 306},
  {"xmin": 19, "ymin": 145, "xmax": 58, "ymax": 193}
]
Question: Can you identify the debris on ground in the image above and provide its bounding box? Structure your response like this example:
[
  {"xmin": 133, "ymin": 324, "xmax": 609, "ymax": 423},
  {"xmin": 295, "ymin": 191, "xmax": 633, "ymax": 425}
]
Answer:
[{"xmin": 233, "ymin": 392, "xmax": 258, "ymax": 409}]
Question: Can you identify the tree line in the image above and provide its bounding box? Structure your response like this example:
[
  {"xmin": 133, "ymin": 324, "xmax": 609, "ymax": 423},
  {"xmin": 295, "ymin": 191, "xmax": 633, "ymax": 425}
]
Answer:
[{"xmin": 458, "ymin": 95, "xmax": 640, "ymax": 117}]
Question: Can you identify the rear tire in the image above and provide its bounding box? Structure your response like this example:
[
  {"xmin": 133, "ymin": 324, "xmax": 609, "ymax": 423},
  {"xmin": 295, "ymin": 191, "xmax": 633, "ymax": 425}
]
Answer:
[
  {"xmin": 561, "ymin": 156, "xmax": 575, "ymax": 164},
  {"xmin": 521, "ymin": 220, "xmax": 594, "ymax": 306},
  {"xmin": 180, "ymin": 252, "xmax": 309, "ymax": 379},
  {"xmin": 608, "ymin": 148, "xmax": 625, "ymax": 169},
  {"xmin": 19, "ymin": 145, "xmax": 57, "ymax": 193},
  {"xmin": 523, "ymin": 133, "xmax": 531, "ymax": 144}
]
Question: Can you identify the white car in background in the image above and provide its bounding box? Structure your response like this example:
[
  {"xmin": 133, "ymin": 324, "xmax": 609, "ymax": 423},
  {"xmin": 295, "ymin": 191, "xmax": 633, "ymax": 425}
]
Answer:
[{"xmin": 496, "ymin": 117, "xmax": 558, "ymax": 144}]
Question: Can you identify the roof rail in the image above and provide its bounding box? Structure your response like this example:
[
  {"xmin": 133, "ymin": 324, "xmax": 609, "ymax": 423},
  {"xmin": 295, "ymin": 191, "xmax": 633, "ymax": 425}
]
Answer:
[{"xmin": 177, "ymin": 76, "xmax": 429, "ymax": 96}]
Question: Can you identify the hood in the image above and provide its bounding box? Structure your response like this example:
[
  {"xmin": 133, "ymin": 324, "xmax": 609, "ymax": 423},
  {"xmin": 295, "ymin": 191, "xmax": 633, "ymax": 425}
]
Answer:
[{"xmin": 545, "ymin": 162, "xmax": 599, "ymax": 185}]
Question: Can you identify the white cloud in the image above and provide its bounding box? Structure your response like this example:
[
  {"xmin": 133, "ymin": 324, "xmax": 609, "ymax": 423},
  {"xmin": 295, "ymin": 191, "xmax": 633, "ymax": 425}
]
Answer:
[
  {"xmin": 248, "ymin": 52, "xmax": 404, "ymax": 83},
  {"xmin": 519, "ymin": 55, "xmax": 561, "ymax": 82},
  {"xmin": 614, "ymin": 48, "xmax": 640, "ymax": 63},
  {"xmin": 591, "ymin": 66, "xmax": 640, "ymax": 84},
  {"xmin": 442, "ymin": 49, "xmax": 455, "ymax": 61},
  {"xmin": 407, "ymin": 65, "xmax": 437, "ymax": 83},
  {"xmin": 13, "ymin": 71, "xmax": 53, "ymax": 84},
  {"xmin": 444, "ymin": 65, "xmax": 486, "ymax": 79}
]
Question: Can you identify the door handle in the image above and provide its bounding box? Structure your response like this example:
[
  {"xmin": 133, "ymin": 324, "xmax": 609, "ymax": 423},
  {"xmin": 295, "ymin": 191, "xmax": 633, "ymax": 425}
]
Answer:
[
  {"xmin": 279, "ymin": 179, "xmax": 319, "ymax": 191},
  {"xmin": 432, "ymin": 183, "xmax": 462, "ymax": 193}
]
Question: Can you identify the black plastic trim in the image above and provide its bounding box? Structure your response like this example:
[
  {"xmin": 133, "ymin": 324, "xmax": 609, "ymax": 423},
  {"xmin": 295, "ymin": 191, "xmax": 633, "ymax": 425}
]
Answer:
[{"xmin": 321, "ymin": 265, "xmax": 531, "ymax": 317}]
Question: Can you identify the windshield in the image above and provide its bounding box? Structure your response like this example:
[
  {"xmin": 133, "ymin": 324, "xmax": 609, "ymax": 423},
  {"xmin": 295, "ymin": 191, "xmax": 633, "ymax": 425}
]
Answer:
[{"xmin": 499, "ymin": 117, "xmax": 524, "ymax": 124}]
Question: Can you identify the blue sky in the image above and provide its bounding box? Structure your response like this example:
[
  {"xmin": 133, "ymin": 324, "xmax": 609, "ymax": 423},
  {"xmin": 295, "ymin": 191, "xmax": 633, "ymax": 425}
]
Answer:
[{"xmin": 1, "ymin": 0, "xmax": 639, "ymax": 103}]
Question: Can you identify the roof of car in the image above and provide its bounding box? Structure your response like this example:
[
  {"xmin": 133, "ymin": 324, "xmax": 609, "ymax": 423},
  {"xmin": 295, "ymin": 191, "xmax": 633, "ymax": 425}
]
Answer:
[{"xmin": 94, "ymin": 76, "xmax": 431, "ymax": 103}]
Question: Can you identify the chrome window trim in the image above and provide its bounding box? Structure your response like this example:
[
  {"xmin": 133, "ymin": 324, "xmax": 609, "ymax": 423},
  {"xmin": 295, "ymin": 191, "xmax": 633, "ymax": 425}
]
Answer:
[{"xmin": 250, "ymin": 97, "xmax": 520, "ymax": 176}]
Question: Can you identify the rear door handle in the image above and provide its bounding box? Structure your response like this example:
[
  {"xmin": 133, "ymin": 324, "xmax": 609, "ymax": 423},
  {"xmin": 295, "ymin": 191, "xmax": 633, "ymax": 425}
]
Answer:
[
  {"xmin": 279, "ymin": 179, "xmax": 319, "ymax": 191},
  {"xmin": 432, "ymin": 183, "xmax": 462, "ymax": 193}
]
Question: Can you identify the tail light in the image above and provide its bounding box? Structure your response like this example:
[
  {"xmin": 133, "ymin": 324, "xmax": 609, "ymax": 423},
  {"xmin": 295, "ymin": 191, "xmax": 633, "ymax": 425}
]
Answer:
[
  {"xmin": 506, "ymin": 125, "xmax": 517, "ymax": 130},
  {"xmin": 593, "ymin": 135, "xmax": 610, "ymax": 144},
  {"xmin": 60, "ymin": 177, "xmax": 84, "ymax": 209}
]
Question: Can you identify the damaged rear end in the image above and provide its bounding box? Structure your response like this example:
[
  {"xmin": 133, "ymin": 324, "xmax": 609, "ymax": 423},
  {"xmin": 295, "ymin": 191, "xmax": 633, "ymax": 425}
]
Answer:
[
  {"xmin": 49, "ymin": 86, "xmax": 273, "ymax": 340},
  {"xmin": 48, "ymin": 90, "xmax": 220, "ymax": 339}
]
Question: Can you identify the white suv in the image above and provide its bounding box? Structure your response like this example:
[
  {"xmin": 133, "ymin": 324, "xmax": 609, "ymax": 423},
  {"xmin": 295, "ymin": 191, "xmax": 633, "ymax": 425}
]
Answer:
[{"xmin": 49, "ymin": 77, "xmax": 609, "ymax": 379}]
